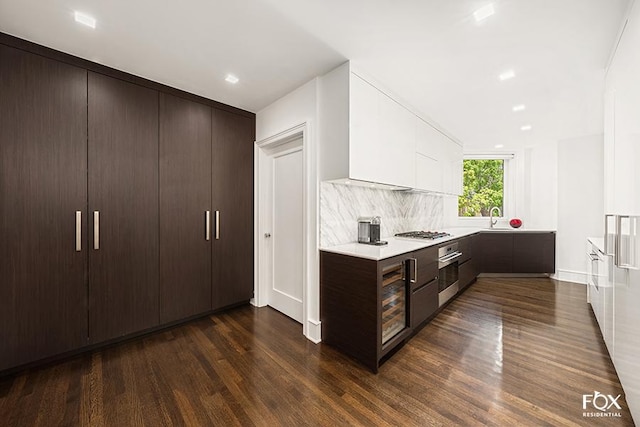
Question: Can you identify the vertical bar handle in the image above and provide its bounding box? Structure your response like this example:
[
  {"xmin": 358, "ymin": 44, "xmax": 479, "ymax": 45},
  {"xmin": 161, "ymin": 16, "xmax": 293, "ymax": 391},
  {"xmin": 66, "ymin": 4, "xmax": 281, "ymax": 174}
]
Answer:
[
  {"xmin": 604, "ymin": 214, "xmax": 616, "ymax": 256},
  {"xmin": 205, "ymin": 211, "xmax": 211, "ymax": 241},
  {"xmin": 93, "ymin": 211, "xmax": 100, "ymax": 250},
  {"xmin": 409, "ymin": 258, "xmax": 417, "ymax": 284},
  {"xmin": 75, "ymin": 211, "xmax": 82, "ymax": 252},
  {"xmin": 615, "ymin": 215, "xmax": 621, "ymax": 267},
  {"xmin": 215, "ymin": 210, "xmax": 220, "ymax": 240},
  {"xmin": 617, "ymin": 215, "xmax": 639, "ymax": 270}
]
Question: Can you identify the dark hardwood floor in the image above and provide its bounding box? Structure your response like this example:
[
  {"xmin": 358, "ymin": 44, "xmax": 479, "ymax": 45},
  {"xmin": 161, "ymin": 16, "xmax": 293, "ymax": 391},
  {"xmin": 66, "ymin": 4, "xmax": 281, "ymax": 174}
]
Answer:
[{"xmin": 0, "ymin": 278, "xmax": 634, "ymax": 426}]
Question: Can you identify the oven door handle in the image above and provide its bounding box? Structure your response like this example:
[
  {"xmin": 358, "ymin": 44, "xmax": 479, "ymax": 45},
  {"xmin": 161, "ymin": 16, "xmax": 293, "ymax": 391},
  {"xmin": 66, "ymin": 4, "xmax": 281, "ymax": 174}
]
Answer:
[{"xmin": 439, "ymin": 251, "xmax": 463, "ymax": 264}]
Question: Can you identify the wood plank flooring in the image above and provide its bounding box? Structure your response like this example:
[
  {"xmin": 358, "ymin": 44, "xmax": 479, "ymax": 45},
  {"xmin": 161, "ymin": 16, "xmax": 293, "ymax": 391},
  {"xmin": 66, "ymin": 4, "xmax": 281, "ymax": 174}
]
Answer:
[{"xmin": 0, "ymin": 278, "xmax": 634, "ymax": 426}]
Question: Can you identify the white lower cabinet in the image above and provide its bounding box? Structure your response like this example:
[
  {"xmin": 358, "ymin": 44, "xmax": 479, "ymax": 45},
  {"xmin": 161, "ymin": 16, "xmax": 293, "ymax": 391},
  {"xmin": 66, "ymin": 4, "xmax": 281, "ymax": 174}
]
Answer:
[{"xmin": 586, "ymin": 239, "xmax": 614, "ymax": 355}]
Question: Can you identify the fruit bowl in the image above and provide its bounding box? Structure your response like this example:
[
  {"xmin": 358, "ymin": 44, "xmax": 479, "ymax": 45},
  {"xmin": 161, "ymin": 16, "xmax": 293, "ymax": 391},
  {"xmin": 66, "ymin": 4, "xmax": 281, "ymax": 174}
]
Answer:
[{"xmin": 509, "ymin": 218, "xmax": 523, "ymax": 228}]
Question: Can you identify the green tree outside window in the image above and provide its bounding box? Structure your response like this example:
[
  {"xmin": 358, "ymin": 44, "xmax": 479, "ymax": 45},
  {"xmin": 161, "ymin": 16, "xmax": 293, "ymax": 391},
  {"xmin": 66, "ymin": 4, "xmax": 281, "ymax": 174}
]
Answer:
[{"xmin": 458, "ymin": 159, "xmax": 504, "ymax": 217}]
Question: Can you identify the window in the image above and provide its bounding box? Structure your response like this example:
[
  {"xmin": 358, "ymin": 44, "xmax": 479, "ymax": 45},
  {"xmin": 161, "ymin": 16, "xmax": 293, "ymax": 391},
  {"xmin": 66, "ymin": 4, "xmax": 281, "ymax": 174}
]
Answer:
[{"xmin": 458, "ymin": 154, "xmax": 513, "ymax": 217}]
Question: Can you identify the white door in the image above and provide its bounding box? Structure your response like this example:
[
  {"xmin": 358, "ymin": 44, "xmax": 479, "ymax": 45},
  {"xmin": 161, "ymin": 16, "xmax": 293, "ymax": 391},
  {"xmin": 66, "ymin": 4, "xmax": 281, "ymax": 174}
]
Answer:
[{"xmin": 266, "ymin": 142, "xmax": 304, "ymax": 322}]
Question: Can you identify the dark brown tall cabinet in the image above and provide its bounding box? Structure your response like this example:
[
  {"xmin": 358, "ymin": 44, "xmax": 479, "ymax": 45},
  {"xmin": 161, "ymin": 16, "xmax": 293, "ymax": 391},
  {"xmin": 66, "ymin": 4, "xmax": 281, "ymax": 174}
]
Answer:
[
  {"xmin": 0, "ymin": 33, "xmax": 255, "ymax": 372},
  {"xmin": 212, "ymin": 109, "xmax": 255, "ymax": 309},
  {"xmin": 88, "ymin": 73, "xmax": 160, "ymax": 343},
  {"xmin": 0, "ymin": 45, "xmax": 89, "ymax": 371},
  {"xmin": 159, "ymin": 94, "xmax": 213, "ymax": 323}
]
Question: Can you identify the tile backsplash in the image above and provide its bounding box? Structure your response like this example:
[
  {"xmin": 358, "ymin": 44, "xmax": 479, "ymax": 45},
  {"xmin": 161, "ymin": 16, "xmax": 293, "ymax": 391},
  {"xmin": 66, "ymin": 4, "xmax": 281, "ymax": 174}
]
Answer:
[{"xmin": 320, "ymin": 182, "xmax": 444, "ymax": 247}]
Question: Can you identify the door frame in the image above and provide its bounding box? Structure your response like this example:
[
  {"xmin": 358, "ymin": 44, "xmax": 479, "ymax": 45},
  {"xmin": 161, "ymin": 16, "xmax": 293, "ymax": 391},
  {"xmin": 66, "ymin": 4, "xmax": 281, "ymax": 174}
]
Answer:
[{"xmin": 254, "ymin": 122, "xmax": 321, "ymax": 342}]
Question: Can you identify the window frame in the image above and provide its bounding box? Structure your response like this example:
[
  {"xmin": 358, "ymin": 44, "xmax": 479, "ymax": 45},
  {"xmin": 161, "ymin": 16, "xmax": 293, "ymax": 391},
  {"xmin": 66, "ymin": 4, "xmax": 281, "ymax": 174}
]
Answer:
[{"xmin": 457, "ymin": 153, "xmax": 516, "ymax": 222}]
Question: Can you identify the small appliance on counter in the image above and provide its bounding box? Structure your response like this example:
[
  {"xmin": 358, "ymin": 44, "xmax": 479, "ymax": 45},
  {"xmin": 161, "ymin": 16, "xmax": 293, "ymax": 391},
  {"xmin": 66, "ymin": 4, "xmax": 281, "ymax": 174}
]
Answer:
[{"xmin": 358, "ymin": 216, "xmax": 388, "ymax": 245}]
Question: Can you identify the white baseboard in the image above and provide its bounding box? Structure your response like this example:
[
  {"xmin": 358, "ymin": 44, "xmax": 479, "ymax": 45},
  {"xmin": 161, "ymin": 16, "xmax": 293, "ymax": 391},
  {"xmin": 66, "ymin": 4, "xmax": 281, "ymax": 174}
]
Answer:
[
  {"xmin": 305, "ymin": 319, "xmax": 322, "ymax": 344},
  {"xmin": 553, "ymin": 269, "xmax": 587, "ymax": 285},
  {"xmin": 249, "ymin": 298, "xmax": 267, "ymax": 308}
]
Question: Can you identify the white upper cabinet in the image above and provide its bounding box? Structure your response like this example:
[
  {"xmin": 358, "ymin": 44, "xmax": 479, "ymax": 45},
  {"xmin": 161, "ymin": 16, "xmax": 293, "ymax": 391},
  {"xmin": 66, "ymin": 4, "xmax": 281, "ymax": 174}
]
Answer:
[
  {"xmin": 415, "ymin": 119, "xmax": 443, "ymax": 192},
  {"xmin": 603, "ymin": 89, "xmax": 616, "ymax": 213},
  {"xmin": 319, "ymin": 62, "xmax": 462, "ymax": 193},
  {"xmin": 350, "ymin": 74, "xmax": 415, "ymax": 188},
  {"xmin": 606, "ymin": 7, "xmax": 640, "ymax": 216},
  {"xmin": 443, "ymin": 141, "xmax": 463, "ymax": 196}
]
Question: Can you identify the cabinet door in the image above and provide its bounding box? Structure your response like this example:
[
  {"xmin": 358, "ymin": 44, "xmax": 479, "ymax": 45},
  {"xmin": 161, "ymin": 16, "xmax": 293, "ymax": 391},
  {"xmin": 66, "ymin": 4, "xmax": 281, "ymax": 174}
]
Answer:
[
  {"xmin": 88, "ymin": 72, "xmax": 160, "ymax": 343},
  {"xmin": 604, "ymin": 90, "xmax": 616, "ymax": 213},
  {"xmin": 349, "ymin": 74, "xmax": 380, "ymax": 183},
  {"xmin": 457, "ymin": 235, "xmax": 473, "ymax": 264},
  {"xmin": 0, "ymin": 45, "xmax": 88, "ymax": 370},
  {"xmin": 410, "ymin": 279, "xmax": 438, "ymax": 328},
  {"xmin": 211, "ymin": 109, "xmax": 255, "ymax": 309},
  {"xmin": 159, "ymin": 94, "xmax": 212, "ymax": 323},
  {"xmin": 415, "ymin": 118, "xmax": 444, "ymax": 192},
  {"xmin": 459, "ymin": 260, "xmax": 476, "ymax": 290},
  {"xmin": 412, "ymin": 246, "xmax": 438, "ymax": 290},
  {"xmin": 378, "ymin": 91, "xmax": 415, "ymax": 188},
  {"xmin": 415, "ymin": 153, "xmax": 442, "ymax": 192},
  {"xmin": 350, "ymin": 74, "xmax": 415, "ymax": 188},
  {"xmin": 512, "ymin": 233, "xmax": 556, "ymax": 273},
  {"xmin": 442, "ymin": 139, "xmax": 463, "ymax": 196},
  {"xmin": 479, "ymin": 233, "xmax": 514, "ymax": 273}
]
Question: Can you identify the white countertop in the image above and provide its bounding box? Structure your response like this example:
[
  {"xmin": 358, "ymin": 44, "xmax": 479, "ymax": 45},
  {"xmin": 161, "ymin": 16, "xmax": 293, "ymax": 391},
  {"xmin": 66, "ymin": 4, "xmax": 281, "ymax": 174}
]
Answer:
[
  {"xmin": 320, "ymin": 227, "xmax": 556, "ymax": 260},
  {"xmin": 320, "ymin": 228, "xmax": 481, "ymax": 260}
]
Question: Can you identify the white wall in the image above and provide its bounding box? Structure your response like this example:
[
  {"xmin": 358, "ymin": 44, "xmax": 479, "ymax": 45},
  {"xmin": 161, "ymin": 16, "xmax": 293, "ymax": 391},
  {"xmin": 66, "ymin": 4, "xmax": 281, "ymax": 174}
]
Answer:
[
  {"xmin": 523, "ymin": 143, "xmax": 558, "ymax": 231},
  {"xmin": 555, "ymin": 134, "xmax": 604, "ymax": 283},
  {"xmin": 255, "ymin": 78, "xmax": 322, "ymax": 342},
  {"xmin": 256, "ymin": 79, "xmax": 318, "ymax": 141}
]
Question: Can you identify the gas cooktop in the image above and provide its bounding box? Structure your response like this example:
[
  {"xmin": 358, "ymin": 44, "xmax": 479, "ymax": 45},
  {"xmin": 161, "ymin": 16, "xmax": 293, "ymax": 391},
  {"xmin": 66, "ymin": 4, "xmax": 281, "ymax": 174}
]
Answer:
[{"xmin": 394, "ymin": 231, "xmax": 451, "ymax": 240}]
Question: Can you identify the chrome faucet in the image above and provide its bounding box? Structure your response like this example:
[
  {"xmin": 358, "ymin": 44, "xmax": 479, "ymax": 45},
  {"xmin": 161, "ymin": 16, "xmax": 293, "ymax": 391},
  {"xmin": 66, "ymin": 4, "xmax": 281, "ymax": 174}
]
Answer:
[{"xmin": 489, "ymin": 206, "xmax": 501, "ymax": 229}]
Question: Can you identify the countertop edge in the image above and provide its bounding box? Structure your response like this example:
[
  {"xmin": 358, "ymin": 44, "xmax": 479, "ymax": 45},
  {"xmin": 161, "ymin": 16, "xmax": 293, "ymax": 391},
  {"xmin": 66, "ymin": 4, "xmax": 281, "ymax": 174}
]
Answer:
[{"xmin": 320, "ymin": 228, "xmax": 556, "ymax": 261}]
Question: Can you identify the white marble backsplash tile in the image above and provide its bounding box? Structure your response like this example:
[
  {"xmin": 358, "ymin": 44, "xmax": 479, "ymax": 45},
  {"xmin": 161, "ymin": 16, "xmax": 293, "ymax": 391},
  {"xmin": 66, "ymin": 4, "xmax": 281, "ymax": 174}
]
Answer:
[{"xmin": 320, "ymin": 182, "xmax": 444, "ymax": 247}]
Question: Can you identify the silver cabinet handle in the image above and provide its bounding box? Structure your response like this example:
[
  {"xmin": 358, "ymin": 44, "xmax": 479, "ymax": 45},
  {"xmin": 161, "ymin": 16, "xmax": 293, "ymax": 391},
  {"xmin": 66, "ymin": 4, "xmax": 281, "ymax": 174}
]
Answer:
[
  {"xmin": 75, "ymin": 211, "xmax": 82, "ymax": 252},
  {"xmin": 215, "ymin": 210, "xmax": 220, "ymax": 240},
  {"xmin": 604, "ymin": 214, "xmax": 616, "ymax": 256},
  {"xmin": 205, "ymin": 210, "xmax": 211, "ymax": 241},
  {"xmin": 93, "ymin": 211, "xmax": 100, "ymax": 250},
  {"xmin": 616, "ymin": 215, "xmax": 639, "ymax": 270},
  {"xmin": 410, "ymin": 258, "xmax": 417, "ymax": 283}
]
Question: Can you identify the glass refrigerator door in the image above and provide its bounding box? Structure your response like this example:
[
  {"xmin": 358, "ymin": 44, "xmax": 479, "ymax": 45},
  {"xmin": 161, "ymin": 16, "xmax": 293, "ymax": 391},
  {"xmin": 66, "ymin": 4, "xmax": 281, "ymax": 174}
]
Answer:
[{"xmin": 381, "ymin": 261, "xmax": 407, "ymax": 345}]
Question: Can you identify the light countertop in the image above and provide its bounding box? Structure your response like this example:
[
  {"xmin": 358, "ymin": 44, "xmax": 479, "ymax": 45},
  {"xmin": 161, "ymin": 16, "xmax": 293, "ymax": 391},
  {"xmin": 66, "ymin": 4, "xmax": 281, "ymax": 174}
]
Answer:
[
  {"xmin": 320, "ymin": 227, "xmax": 556, "ymax": 260},
  {"xmin": 320, "ymin": 228, "xmax": 480, "ymax": 260}
]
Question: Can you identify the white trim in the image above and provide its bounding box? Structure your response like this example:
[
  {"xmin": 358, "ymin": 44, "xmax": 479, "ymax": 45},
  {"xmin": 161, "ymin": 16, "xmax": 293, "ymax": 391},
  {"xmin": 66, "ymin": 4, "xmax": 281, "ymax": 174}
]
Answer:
[
  {"xmin": 552, "ymin": 269, "xmax": 588, "ymax": 285},
  {"xmin": 306, "ymin": 319, "xmax": 322, "ymax": 344},
  {"xmin": 254, "ymin": 122, "xmax": 320, "ymax": 342}
]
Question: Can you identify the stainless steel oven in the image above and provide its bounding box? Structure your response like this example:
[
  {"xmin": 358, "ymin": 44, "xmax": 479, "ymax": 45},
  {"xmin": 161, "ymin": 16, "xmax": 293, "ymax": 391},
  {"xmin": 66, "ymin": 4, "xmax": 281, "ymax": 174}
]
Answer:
[{"xmin": 438, "ymin": 242, "xmax": 463, "ymax": 307}]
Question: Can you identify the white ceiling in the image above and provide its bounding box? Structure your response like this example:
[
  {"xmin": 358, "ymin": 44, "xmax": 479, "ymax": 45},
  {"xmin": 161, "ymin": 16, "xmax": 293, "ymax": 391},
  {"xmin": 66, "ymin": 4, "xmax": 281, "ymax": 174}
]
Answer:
[{"xmin": 0, "ymin": 0, "xmax": 630, "ymax": 149}]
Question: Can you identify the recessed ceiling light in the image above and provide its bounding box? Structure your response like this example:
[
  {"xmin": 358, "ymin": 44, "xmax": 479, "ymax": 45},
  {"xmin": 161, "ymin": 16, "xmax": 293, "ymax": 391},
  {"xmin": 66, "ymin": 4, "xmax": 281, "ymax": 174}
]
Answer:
[
  {"xmin": 225, "ymin": 74, "xmax": 239, "ymax": 84},
  {"xmin": 474, "ymin": 4, "xmax": 495, "ymax": 22},
  {"xmin": 521, "ymin": 125, "xmax": 532, "ymax": 131},
  {"xmin": 345, "ymin": 180, "xmax": 351, "ymax": 185},
  {"xmin": 74, "ymin": 11, "xmax": 96, "ymax": 29},
  {"xmin": 495, "ymin": 144, "xmax": 504, "ymax": 148},
  {"xmin": 512, "ymin": 104, "xmax": 526, "ymax": 112},
  {"xmin": 499, "ymin": 70, "xmax": 515, "ymax": 81}
]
